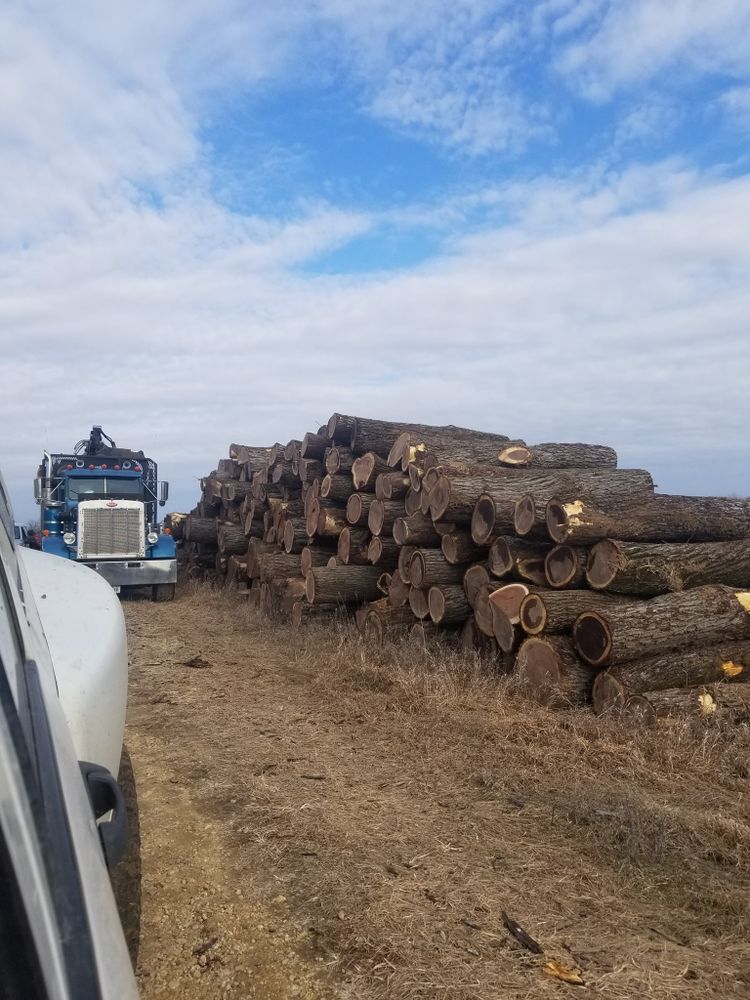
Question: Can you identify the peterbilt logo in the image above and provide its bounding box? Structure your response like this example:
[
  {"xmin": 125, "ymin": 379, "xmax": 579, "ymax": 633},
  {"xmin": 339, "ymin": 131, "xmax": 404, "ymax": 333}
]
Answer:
[{"xmin": 105, "ymin": 500, "xmax": 119, "ymax": 508}]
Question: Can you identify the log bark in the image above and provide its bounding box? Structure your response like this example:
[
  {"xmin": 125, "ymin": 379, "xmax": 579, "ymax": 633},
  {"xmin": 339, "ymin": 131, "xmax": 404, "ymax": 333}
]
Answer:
[
  {"xmin": 591, "ymin": 641, "xmax": 750, "ymax": 715},
  {"xmin": 387, "ymin": 573, "xmax": 410, "ymax": 608},
  {"xmin": 218, "ymin": 524, "xmax": 247, "ymax": 557},
  {"xmin": 283, "ymin": 440, "xmax": 302, "ymax": 463},
  {"xmin": 547, "ymin": 494, "xmax": 750, "ymax": 546},
  {"xmin": 497, "ymin": 443, "xmax": 617, "ymax": 469},
  {"xmin": 352, "ymin": 452, "xmax": 392, "ymax": 491},
  {"xmin": 377, "ymin": 573, "xmax": 392, "ymax": 596},
  {"xmin": 298, "ymin": 459, "xmax": 324, "ymax": 488},
  {"xmin": 315, "ymin": 505, "xmax": 349, "ymax": 540},
  {"xmin": 573, "ymin": 586, "xmax": 750, "ymax": 667},
  {"xmin": 305, "ymin": 565, "xmax": 383, "ymax": 605},
  {"xmin": 283, "ymin": 518, "xmax": 309, "ymax": 554},
  {"xmin": 270, "ymin": 461, "xmax": 298, "ymax": 487},
  {"xmin": 409, "ymin": 587, "xmax": 430, "ymax": 620},
  {"xmin": 463, "ymin": 564, "xmax": 490, "ymax": 606},
  {"xmin": 441, "ymin": 533, "xmax": 485, "ymax": 565},
  {"xmin": 258, "ymin": 552, "xmax": 303, "ymax": 583},
  {"xmin": 397, "ymin": 546, "xmax": 417, "ymax": 584},
  {"xmin": 368, "ymin": 500, "xmax": 403, "ymax": 537},
  {"xmin": 520, "ymin": 590, "xmax": 635, "ymax": 636},
  {"xmin": 392, "ymin": 513, "xmax": 448, "ymax": 547},
  {"xmin": 487, "ymin": 537, "xmax": 551, "ymax": 579},
  {"xmin": 337, "ymin": 527, "xmax": 370, "ymax": 565},
  {"xmin": 346, "ymin": 493, "xmax": 374, "ymax": 527},
  {"xmin": 350, "ymin": 418, "xmax": 418, "ymax": 457},
  {"xmin": 229, "ymin": 445, "xmax": 273, "ymax": 470},
  {"xmin": 515, "ymin": 636, "xmax": 595, "ymax": 707},
  {"xmin": 363, "ymin": 605, "xmax": 416, "ymax": 645},
  {"xmin": 409, "ymin": 550, "xmax": 467, "ymax": 588},
  {"xmin": 387, "ymin": 427, "xmax": 512, "ymax": 471},
  {"xmin": 326, "ymin": 412, "xmax": 357, "ymax": 445},
  {"xmin": 321, "ymin": 474, "xmax": 354, "ymax": 503},
  {"xmin": 461, "ymin": 616, "xmax": 497, "ymax": 655},
  {"xmin": 367, "ymin": 536, "xmax": 400, "ymax": 566},
  {"xmin": 622, "ymin": 684, "xmax": 750, "ymax": 724},
  {"xmin": 428, "ymin": 585, "xmax": 471, "ymax": 625},
  {"xmin": 184, "ymin": 516, "xmax": 218, "ymax": 544},
  {"xmin": 300, "ymin": 432, "xmax": 329, "ymax": 460},
  {"xmin": 325, "ymin": 446, "xmax": 354, "ymax": 476},
  {"xmin": 404, "ymin": 488, "xmax": 422, "ymax": 517},
  {"xmin": 490, "ymin": 603, "xmax": 517, "ymax": 652},
  {"xmin": 587, "ymin": 538, "xmax": 750, "ymax": 596},
  {"xmin": 544, "ymin": 545, "xmax": 589, "ymax": 589},
  {"xmin": 291, "ymin": 601, "xmax": 341, "ymax": 628}
]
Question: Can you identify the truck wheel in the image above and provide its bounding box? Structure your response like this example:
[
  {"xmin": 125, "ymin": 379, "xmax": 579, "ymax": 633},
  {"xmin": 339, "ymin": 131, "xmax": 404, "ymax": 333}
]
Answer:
[{"xmin": 152, "ymin": 583, "xmax": 175, "ymax": 602}]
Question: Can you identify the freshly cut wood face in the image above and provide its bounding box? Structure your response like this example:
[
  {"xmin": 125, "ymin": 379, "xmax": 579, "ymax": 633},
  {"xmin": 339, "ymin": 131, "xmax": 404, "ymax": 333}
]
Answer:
[{"xmin": 738, "ymin": 592, "xmax": 750, "ymax": 611}]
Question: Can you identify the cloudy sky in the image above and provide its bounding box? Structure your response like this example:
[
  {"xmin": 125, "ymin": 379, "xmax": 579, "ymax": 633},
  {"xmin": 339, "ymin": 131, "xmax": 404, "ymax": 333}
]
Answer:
[{"xmin": 2, "ymin": 0, "xmax": 750, "ymax": 521}]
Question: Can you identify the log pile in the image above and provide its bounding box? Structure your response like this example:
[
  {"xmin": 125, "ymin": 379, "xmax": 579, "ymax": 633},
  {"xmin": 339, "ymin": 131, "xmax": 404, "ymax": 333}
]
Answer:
[{"xmin": 178, "ymin": 416, "xmax": 750, "ymax": 722}]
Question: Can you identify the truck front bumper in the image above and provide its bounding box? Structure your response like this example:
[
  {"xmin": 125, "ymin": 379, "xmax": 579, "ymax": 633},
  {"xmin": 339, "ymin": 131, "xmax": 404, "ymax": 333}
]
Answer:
[{"xmin": 82, "ymin": 558, "xmax": 177, "ymax": 588}]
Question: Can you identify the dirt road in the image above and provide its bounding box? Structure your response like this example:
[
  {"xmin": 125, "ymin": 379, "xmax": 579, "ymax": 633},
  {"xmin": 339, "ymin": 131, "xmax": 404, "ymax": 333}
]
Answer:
[{"xmin": 116, "ymin": 583, "xmax": 750, "ymax": 999}]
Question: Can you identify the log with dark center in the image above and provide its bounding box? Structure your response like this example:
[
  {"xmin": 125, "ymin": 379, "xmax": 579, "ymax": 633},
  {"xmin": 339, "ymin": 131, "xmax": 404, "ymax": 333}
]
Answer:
[
  {"xmin": 407, "ymin": 463, "xmax": 424, "ymax": 492},
  {"xmin": 544, "ymin": 545, "xmax": 589, "ymax": 589},
  {"xmin": 321, "ymin": 474, "xmax": 354, "ymax": 503},
  {"xmin": 573, "ymin": 586, "xmax": 750, "ymax": 667},
  {"xmin": 520, "ymin": 590, "xmax": 634, "ymax": 636},
  {"xmin": 442, "ymin": 533, "xmax": 485, "ymax": 565},
  {"xmin": 218, "ymin": 524, "xmax": 247, "ymax": 556},
  {"xmin": 586, "ymin": 538, "xmax": 750, "ymax": 596},
  {"xmin": 300, "ymin": 432, "xmax": 329, "ymax": 460},
  {"xmin": 346, "ymin": 492, "xmax": 374, "ymax": 527},
  {"xmin": 547, "ymin": 494, "xmax": 750, "ymax": 546},
  {"xmin": 463, "ymin": 564, "xmax": 490, "ymax": 606},
  {"xmin": 367, "ymin": 500, "xmax": 403, "ymax": 536},
  {"xmin": 283, "ymin": 518, "xmax": 309, "ymax": 554},
  {"xmin": 375, "ymin": 472, "xmax": 410, "ymax": 501},
  {"xmin": 497, "ymin": 442, "xmax": 617, "ymax": 469},
  {"xmin": 409, "ymin": 586, "xmax": 430, "ymax": 620},
  {"xmin": 325, "ymin": 446, "xmax": 354, "ymax": 476},
  {"xmin": 352, "ymin": 452, "xmax": 392, "ymax": 491},
  {"xmin": 591, "ymin": 641, "xmax": 750, "ymax": 715},
  {"xmin": 512, "ymin": 494, "xmax": 550, "ymax": 538},
  {"xmin": 305, "ymin": 565, "xmax": 382, "ymax": 605},
  {"xmin": 515, "ymin": 636, "xmax": 596, "ymax": 707},
  {"xmin": 337, "ymin": 527, "xmax": 370, "ymax": 565},
  {"xmin": 409, "ymin": 550, "xmax": 467, "ymax": 588},
  {"xmin": 487, "ymin": 537, "xmax": 550, "ymax": 579},
  {"xmin": 299, "ymin": 545, "xmax": 334, "ymax": 577},
  {"xmin": 393, "ymin": 513, "xmax": 447, "ymax": 547},
  {"xmin": 428, "ymin": 585, "xmax": 471, "ymax": 625},
  {"xmin": 326, "ymin": 413, "xmax": 357, "ymax": 444},
  {"xmin": 184, "ymin": 516, "xmax": 218, "ymax": 544},
  {"xmin": 367, "ymin": 536, "xmax": 400, "ymax": 566}
]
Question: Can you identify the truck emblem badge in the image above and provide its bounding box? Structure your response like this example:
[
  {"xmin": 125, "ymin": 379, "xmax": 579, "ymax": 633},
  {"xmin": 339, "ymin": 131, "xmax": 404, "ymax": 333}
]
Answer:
[{"xmin": 105, "ymin": 500, "xmax": 119, "ymax": 508}]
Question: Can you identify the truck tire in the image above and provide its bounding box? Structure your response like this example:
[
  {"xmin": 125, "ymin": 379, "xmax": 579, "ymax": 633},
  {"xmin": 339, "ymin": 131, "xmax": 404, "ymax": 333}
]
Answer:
[{"xmin": 152, "ymin": 583, "xmax": 175, "ymax": 602}]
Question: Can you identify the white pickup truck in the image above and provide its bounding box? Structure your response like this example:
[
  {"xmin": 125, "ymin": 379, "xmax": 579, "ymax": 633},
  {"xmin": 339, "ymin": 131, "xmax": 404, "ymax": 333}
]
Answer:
[{"xmin": 0, "ymin": 471, "xmax": 137, "ymax": 998}]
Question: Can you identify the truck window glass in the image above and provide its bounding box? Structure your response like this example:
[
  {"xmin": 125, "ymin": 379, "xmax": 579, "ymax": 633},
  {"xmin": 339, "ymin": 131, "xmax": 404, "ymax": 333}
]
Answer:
[{"xmin": 66, "ymin": 478, "xmax": 143, "ymax": 501}]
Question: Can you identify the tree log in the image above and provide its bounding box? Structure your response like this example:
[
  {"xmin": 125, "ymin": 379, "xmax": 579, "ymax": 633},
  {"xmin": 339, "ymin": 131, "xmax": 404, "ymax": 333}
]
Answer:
[
  {"xmin": 184, "ymin": 516, "xmax": 218, "ymax": 545},
  {"xmin": 283, "ymin": 518, "xmax": 309, "ymax": 554},
  {"xmin": 290, "ymin": 601, "xmax": 341, "ymax": 628},
  {"xmin": 321, "ymin": 473, "xmax": 354, "ymax": 503},
  {"xmin": 367, "ymin": 536, "xmax": 400, "ymax": 566},
  {"xmin": 547, "ymin": 494, "xmax": 750, "ymax": 546},
  {"xmin": 300, "ymin": 432, "xmax": 329, "ymax": 460},
  {"xmin": 305, "ymin": 565, "xmax": 383, "ymax": 605},
  {"xmin": 574, "ymin": 586, "xmax": 750, "ymax": 667},
  {"xmin": 271, "ymin": 461, "xmax": 298, "ymax": 488},
  {"xmin": 409, "ymin": 550, "xmax": 467, "ymax": 588},
  {"xmin": 428, "ymin": 585, "xmax": 471, "ymax": 625},
  {"xmin": 461, "ymin": 616, "xmax": 497, "ymax": 655},
  {"xmin": 591, "ymin": 641, "xmax": 750, "ymax": 715},
  {"xmin": 346, "ymin": 493, "xmax": 374, "ymax": 527},
  {"xmin": 349, "ymin": 418, "xmax": 420, "ymax": 457},
  {"xmin": 520, "ymin": 590, "xmax": 635, "ymax": 636},
  {"xmin": 387, "ymin": 427, "xmax": 512, "ymax": 471},
  {"xmin": 397, "ymin": 546, "xmax": 417, "ymax": 583},
  {"xmin": 409, "ymin": 586, "xmax": 430, "ymax": 620},
  {"xmin": 229, "ymin": 445, "xmax": 273, "ymax": 470},
  {"xmin": 326, "ymin": 413, "xmax": 357, "ymax": 445},
  {"xmin": 258, "ymin": 552, "xmax": 303, "ymax": 583},
  {"xmin": 375, "ymin": 472, "xmax": 410, "ymax": 501},
  {"xmin": 325, "ymin": 446, "xmax": 354, "ymax": 476},
  {"xmin": 218, "ymin": 524, "xmax": 247, "ymax": 557},
  {"xmin": 487, "ymin": 537, "xmax": 551, "ymax": 579},
  {"xmin": 490, "ymin": 603, "xmax": 517, "ymax": 653},
  {"xmin": 441, "ymin": 533, "xmax": 485, "ymax": 565},
  {"xmin": 363, "ymin": 605, "xmax": 417, "ymax": 645},
  {"xmin": 393, "ymin": 513, "xmax": 448, "ymax": 547},
  {"xmin": 315, "ymin": 505, "xmax": 349, "ymax": 540},
  {"xmin": 544, "ymin": 545, "xmax": 589, "ymax": 589},
  {"xmin": 368, "ymin": 500, "xmax": 403, "ymax": 537},
  {"xmin": 463, "ymin": 564, "xmax": 490, "ymax": 606},
  {"xmin": 298, "ymin": 459, "xmax": 324, "ymax": 488},
  {"xmin": 337, "ymin": 527, "xmax": 370, "ymax": 565},
  {"xmin": 587, "ymin": 538, "xmax": 750, "ymax": 596},
  {"xmin": 300, "ymin": 545, "xmax": 334, "ymax": 577},
  {"xmin": 352, "ymin": 452, "xmax": 392, "ymax": 491},
  {"xmin": 515, "ymin": 636, "xmax": 595, "ymax": 707},
  {"xmin": 284, "ymin": 440, "xmax": 302, "ymax": 463},
  {"xmin": 622, "ymin": 684, "xmax": 750, "ymax": 724},
  {"xmin": 387, "ymin": 573, "xmax": 410, "ymax": 608},
  {"xmin": 404, "ymin": 488, "xmax": 422, "ymax": 516},
  {"xmin": 497, "ymin": 443, "xmax": 617, "ymax": 469}
]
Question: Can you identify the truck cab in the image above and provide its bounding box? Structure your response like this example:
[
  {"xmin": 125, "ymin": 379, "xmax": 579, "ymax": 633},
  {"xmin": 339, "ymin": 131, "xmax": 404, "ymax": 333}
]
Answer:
[{"xmin": 35, "ymin": 427, "xmax": 177, "ymax": 601}]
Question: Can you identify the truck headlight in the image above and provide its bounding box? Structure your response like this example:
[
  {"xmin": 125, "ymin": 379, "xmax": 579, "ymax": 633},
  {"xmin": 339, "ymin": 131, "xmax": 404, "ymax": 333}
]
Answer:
[
  {"xmin": 147, "ymin": 531, "xmax": 159, "ymax": 545},
  {"xmin": 63, "ymin": 531, "xmax": 76, "ymax": 545}
]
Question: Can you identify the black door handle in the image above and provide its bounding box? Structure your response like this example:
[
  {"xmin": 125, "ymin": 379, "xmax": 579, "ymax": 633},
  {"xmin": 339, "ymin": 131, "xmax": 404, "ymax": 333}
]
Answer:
[{"xmin": 79, "ymin": 761, "xmax": 128, "ymax": 868}]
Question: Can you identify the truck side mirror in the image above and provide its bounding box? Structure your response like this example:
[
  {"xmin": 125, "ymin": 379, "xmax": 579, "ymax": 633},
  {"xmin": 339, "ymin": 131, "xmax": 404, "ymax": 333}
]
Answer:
[{"xmin": 158, "ymin": 482, "xmax": 169, "ymax": 505}]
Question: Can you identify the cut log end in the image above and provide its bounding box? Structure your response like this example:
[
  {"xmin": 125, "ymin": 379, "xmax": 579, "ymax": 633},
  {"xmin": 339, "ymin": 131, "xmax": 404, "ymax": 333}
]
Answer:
[
  {"xmin": 489, "ymin": 582, "xmax": 529, "ymax": 625},
  {"xmin": 518, "ymin": 637, "xmax": 563, "ymax": 691},
  {"xmin": 498, "ymin": 445, "xmax": 532, "ymax": 467},
  {"xmin": 545, "ymin": 498, "xmax": 569, "ymax": 544},
  {"xmin": 305, "ymin": 571, "xmax": 315, "ymax": 603},
  {"xmin": 513, "ymin": 495, "xmax": 537, "ymax": 537},
  {"xmin": 409, "ymin": 587, "xmax": 430, "ymax": 620},
  {"xmin": 410, "ymin": 551, "xmax": 426, "ymax": 589},
  {"xmin": 471, "ymin": 494, "xmax": 496, "ymax": 545},
  {"xmin": 592, "ymin": 672, "xmax": 628, "ymax": 716},
  {"xmin": 545, "ymin": 545, "xmax": 582, "ymax": 588},
  {"xmin": 491, "ymin": 603, "xmax": 515, "ymax": 652},
  {"xmin": 487, "ymin": 537, "xmax": 513, "ymax": 577},
  {"xmin": 429, "ymin": 477, "xmax": 450, "ymax": 521},
  {"xmin": 573, "ymin": 612, "xmax": 612, "ymax": 667},
  {"xmin": 428, "ymin": 586, "xmax": 446, "ymax": 623},
  {"xmin": 586, "ymin": 539, "xmax": 620, "ymax": 590},
  {"xmin": 519, "ymin": 593, "xmax": 546, "ymax": 635}
]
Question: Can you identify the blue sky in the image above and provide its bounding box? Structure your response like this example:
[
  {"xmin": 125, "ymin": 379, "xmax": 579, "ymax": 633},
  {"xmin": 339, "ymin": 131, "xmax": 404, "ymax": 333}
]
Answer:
[{"xmin": 1, "ymin": 0, "xmax": 750, "ymax": 520}]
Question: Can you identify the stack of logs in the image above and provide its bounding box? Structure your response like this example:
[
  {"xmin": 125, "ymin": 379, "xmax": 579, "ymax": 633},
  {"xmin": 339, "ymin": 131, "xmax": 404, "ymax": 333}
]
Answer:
[{"xmin": 178, "ymin": 415, "xmax": 750, "ymax": 723}]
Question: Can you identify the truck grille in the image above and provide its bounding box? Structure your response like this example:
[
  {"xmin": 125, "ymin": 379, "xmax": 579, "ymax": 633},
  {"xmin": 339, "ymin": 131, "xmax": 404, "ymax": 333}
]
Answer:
[{"xmin": 78, "ymin": 504, "xmax": 145, "ymax": 559}]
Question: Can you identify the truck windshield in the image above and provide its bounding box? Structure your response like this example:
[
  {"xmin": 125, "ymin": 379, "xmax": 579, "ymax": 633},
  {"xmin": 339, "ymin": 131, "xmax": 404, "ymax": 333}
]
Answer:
[{"xmin": 66, "ymin": 478, "xmax": 143, "ymax": 501}]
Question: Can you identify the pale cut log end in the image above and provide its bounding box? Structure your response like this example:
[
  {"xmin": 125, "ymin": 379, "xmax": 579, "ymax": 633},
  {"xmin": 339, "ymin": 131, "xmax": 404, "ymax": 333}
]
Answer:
[
  {"xmin": 427, "ymin": 586, "xmax": 446, "ymax": 624},
  {"xmin": 513, "ymin": 495, "xmax": 537, "ymax": 536},
  {"xmin": 410, "ymin": 551, "xmax": 426, "ymax": 589},
  {"xmin": 338, "ymin": 527, "xmax": 352, "ymax": 564},
  {"xmin": 429, "ymin": 477, "xmax": 450, "ymax": 521},
  {"xmin": 305, "ymin": 571, "xmax": 315, "ymax": 604},
  {"xmin": 377, "ymin": 572, "xmax": 392, "ymax": 596},
  {"xmin": 489, "ymin": 583, "xmax": 529, "ymax": 625},
  {"xmin": 519, "ymin": 593, "xmax": 546, "ymax": 635},
  {"xmin": 283, "ymin": 520, "xmax": 293, "ymax": 554},
  {"xmin": 368, "ymin": 537, "xmax": 383, "ymax": 564},
  {"xmin": 408, "ymin": 463, "xmax": 422, "ymax": 492},
  {"xmin": 516, "ymin": 638, "xmax": 563, "ymax": 705},
  {"xmin": 346, "ymin": 493, "xmax": 363, "ymax": 526},
  {"xmin": 498, "ymin": 445, "xmax": 531, "ymax": 467},
  {"xmin": 586, "ymin": 540, "xmax": 619, "ymax": 590},
  {"xmin": 387, "ymin": 432, "xmax": 410, "ymax": 469},
  {"xmin": 463, "ymin": 564, "xmax": 490, "ymax": 606},
  {"xmin": 367, "ymin": 500, "xmax": 385, "ymax": 536},
  {"xmin": 573, "ymin": 611, "xmax": 612, "ymax": 667},
  {"xmin": 471, "ymin": 494, "xmax": 496, "ymax": 546},
  {"xmin": 392, "ymin": 518, "xmax": 408, "ymax": 546},
  {"xmin": 592, "ymin": 672, "xmax": 628, "ymax": 716},
  {"xmin": 409, "ymin": 587, "xmax": 430, "ymax": 620},
  {"xmin": 491, "ymin": 603, "xmax": 515, "ymax": 652}
]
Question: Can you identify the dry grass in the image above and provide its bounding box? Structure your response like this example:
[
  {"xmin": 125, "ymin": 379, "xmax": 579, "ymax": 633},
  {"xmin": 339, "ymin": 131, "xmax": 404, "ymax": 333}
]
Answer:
[{"xmin": 128, "ymin": 582, "xmax": 750, "ymax": 999}]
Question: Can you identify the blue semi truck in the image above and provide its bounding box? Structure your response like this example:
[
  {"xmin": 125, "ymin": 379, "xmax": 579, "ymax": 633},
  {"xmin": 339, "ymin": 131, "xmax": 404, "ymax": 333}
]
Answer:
[{"xmin": 34, "ymin": 426, "xmax": 177, "ymax": 601}]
